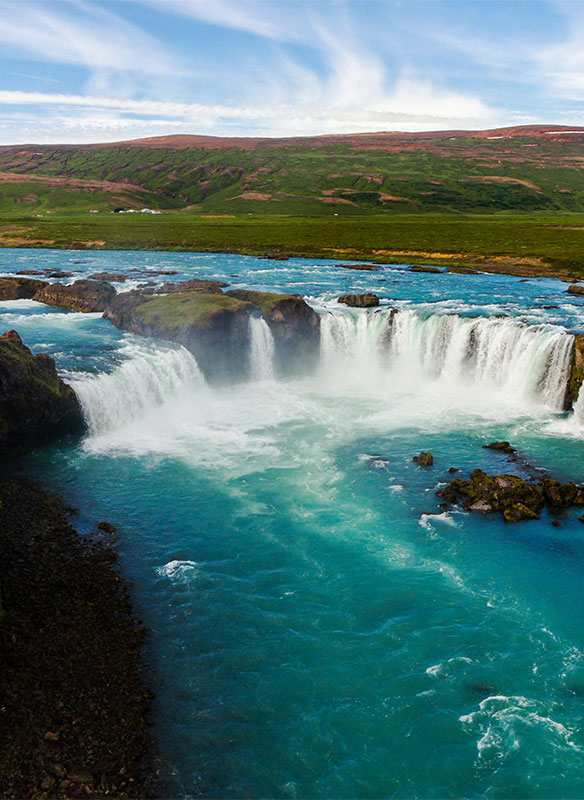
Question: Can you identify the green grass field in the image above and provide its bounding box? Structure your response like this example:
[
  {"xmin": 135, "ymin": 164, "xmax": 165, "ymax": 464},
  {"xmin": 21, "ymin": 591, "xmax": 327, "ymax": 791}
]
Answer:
[{"xmin": 3, "ymin": 212, "xmax": 584, "ymax": 279}]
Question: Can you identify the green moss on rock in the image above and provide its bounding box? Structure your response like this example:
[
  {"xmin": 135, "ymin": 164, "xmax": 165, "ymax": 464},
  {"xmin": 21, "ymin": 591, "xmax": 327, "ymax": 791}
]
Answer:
[{"xmin": 136, "ymin": 291, "xmax": 251, "ymax": 331}]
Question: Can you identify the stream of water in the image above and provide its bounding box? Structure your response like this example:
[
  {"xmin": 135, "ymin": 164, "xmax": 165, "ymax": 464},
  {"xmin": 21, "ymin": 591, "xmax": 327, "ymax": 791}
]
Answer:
[{"xmin": 3, "ymin": 249, "xmax": 584, "ymax": 798}]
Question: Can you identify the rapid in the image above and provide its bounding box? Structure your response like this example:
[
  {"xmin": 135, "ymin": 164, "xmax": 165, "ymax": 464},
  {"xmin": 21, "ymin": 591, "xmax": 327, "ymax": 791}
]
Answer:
[{"xmin": 3, "ymin": 248, "xmax": 584, "ymax": 798}]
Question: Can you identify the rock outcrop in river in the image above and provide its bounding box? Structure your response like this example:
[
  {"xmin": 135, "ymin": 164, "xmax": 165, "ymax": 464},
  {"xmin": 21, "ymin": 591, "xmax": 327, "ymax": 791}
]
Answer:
[
  {"xmin": 0, "ymin": 330, "xmax": 83, "ymax": 458},
  {"xmin": 105, "ymin": 284, "xmax": 320, "ymax": 382},
  {"xmin": 0, "ymin": 276, "xmax": 47, "ymax": 300},
  {"xmin": 437, "ymin": 468, "xmax": 584, "ymax": 522},
  {"xmin": 338, "ymin": 293, "xmax": 380, "ymax": 308},
  {"xmin": 34, "ymin": 279, "xmax": 117, "ymax": 313}
]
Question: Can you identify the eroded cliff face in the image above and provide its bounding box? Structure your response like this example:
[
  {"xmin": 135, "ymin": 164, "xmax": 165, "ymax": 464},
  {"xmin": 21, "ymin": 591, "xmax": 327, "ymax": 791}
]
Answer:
[
  {"xmin": 0, "ymin": 330, "xmax": 83, "ymax": 458},
  {"xmin": 565, "ymin": 334, "xmax": 584, "ymax": 408},
  {"xmin": 104, "ymin": 286, "xmax": 321, "ymax": 383},
  {"xmin": 225, "ymin": 290, "xmax": 321, "ymax": 377},
  {"xmin": 104, "ymin": 291, "xmax": 253, "ymax": 383}
]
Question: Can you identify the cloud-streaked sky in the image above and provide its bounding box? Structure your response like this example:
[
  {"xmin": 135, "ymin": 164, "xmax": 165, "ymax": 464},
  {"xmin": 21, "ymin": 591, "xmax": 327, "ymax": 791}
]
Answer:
[{"xmin": 1, "ymin": 0, "xmax": 584, "ymax": 144}]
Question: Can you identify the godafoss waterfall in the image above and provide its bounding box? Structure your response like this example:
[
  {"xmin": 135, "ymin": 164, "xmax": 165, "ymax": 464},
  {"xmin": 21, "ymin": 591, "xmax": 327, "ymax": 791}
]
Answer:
[{"xmin": 3, "ymin": 248, "xmax": 584, "ymax": 798}]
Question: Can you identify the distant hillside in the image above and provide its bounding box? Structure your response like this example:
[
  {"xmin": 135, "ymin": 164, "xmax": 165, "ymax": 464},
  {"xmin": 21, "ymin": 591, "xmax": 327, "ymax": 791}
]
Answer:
[{"xmin": 2, "ymin": 125, "xmax": 584, "ymax": 215}]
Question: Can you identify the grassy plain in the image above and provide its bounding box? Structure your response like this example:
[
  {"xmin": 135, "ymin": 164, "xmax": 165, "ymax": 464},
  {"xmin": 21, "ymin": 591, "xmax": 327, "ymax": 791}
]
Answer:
[{"xmin": 2, "ymin": 212, "xmax": 584, "ymax": 279}]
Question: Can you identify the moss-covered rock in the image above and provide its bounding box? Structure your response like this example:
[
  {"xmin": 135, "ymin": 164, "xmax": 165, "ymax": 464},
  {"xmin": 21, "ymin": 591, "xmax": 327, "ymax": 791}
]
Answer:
[
  {"xmin": 0, "ymin": 330, "xmax": 83, "ymax": 458},
  {"xmin": 566, "ymin": 334, "xmax": 584, "ymax": 409},
  {"xmin": 226, "ymin": 289, "xmax": 321, "ymax": 376},
  {"xmin": 34, "ymin": 279, "xmax": 116, "ymax": 313},
  {"xmin": 159, "ymin": 278, "xmax": 228, "ymax": 294},
  {"xmin": 105, "ymin": 290, "xmax": 253, "ymax": 382},
  {"xmin": 414, "ymin": 451, "xmax": 434, "ymax": 467},
  {"xmin": 0, "ymin": 276, "xmax": 47, "ymax": 300},
  {"xmin": 436, "ymin": 467, "xmax": 584, "ymax": 523},
  {"xmin": 105, "ymin": 284, "xmax": 321, "ymax": 382},
  {"xmin": 337, "ymin": 293, "xmax": 380, "ymax": 308}
]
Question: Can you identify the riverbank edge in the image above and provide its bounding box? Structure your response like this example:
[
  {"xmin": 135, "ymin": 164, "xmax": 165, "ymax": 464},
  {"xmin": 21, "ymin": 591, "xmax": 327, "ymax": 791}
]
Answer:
[
  {"xmin": 0, "ymin": 474, "xmax": 160, "ymax": 799},
  {"xmin": 0, "ymin": 237, "xmax": 580, "ymax": 281}
]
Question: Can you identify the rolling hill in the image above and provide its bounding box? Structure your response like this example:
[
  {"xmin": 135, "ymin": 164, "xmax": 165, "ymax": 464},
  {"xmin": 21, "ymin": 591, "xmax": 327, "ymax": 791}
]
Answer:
[{"xmin": 2, "ymin": 125, "xmax": 584, "ymax": 215}]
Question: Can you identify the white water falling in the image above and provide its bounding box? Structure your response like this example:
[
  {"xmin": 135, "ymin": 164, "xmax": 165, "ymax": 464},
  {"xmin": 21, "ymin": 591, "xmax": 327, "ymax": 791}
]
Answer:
[
  {"xmin": 69, "ymin": 342, "xmax": 205, "ymax": 435},
  {"xmin": 320, "ymin": 308, "xmax": 391, "ymax": 376},
  {"xmin": 319, "ymin": 307, "xmax": 574, "ymax": 411},
  {"xmin": 249, "ymin": 316, "xmax": 275, "ymax": 380},
  {"xmin": 571, "ymin": 385, "xmax": 584, "ymax": 428}
]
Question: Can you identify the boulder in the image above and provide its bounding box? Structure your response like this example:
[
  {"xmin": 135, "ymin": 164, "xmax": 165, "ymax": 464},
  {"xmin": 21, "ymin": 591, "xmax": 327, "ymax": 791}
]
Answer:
[
  {"xmin": 414, "ymin": 452, "xmax": 434, "ymax": 467},
  {"xmin": 409, "ymin": 266, "xmax": 443, "ymax": 274},
  {"xmin": 89, "ymin": 272, "xmax": 127, "ymax": 282},
  {"xmin": 226, "ymin": 289, "xmax": 321, "ymax": 376},
  {"xmin": 0, "ymin": 277, "xmax": 46, "ymax": 301},
  {"xmin": 436, "ymin": 467, "xmax": 584, "ymax": 523},
  {"xmin": 483, "ymin": 441, "xmax": 516, "ymax": 455},
  {"xmin": 337, "ymin": 293, "xmax": 380, "ymax": 308},
  {"xmin": 468, "ymin": 500, "xmax": 493, "ymax": 514},
  {"xmin": 567, "ymin": 285, "xmax": 584, "ymax": 296},
  {"xmin": 503, "ymin": 503, "xmax": 540, "ymax": 523},
  {"xmin": 33, "ymin": 280, "xmax": 116, "ymax": 313},
  {"xmin": 0, "ymin": 330, "xmax": 83, "ymax": 458}
]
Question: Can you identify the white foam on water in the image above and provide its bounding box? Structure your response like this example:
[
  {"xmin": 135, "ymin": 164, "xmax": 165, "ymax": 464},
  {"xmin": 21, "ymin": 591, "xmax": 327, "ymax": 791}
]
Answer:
[
  {"xmin": 316, "ymin": 307, "xmax": 573, "ymax": 418},
  {"xmin": 156, "ymin": 560, "xmax": 199, "ymax": 581},
  {"xmin": 418, "ymin": 511, "xmax": 460, "ymax": 531},
  {"xmin": 70, "ymin": 341, "xmax": 204, "ymax": 436},
  {"xmin": 460, "ymin": 694, "xmax": 583, "ymax": 763}
]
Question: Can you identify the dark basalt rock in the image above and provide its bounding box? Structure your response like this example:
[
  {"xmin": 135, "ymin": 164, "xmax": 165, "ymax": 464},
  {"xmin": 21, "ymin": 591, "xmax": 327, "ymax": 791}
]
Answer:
[
  {"xmin": 0, "ymin": 330, "xmax": 83, "ymax": 458},
  {"xmin": 436, "ymin": 467, "xmax": 584, "ymax": 523},
  {"xmin": 409, "ymin": 266, "xmax": 443, "ymax": 274},
  {"xmin": 0, "ymin": 276, "xmax": 47, "ymax": 300},
  {"xmin": 0, "ymin": 477, "xmax": 157, "ymax": 798},
  {"xmin": 414, "ymin": 452, "xmax": 434, "ymax": 467},
  {"xmin": 34, "ymin": 279, "xmax": 117, "ymax": 313},
  {"xmin": 338, "ymin": 293, "xmax": 380, "ymax": 308},
  {"xmin": 483, "ymin": 441, "xmax": 516, "ymax": 454},
  {"xmin": 226, "ymin": 289, "xmax": 321, "ymax": 377},
  {"xmin": 89, "ymin": 271, "xmax": 128, "ymax": 282}
]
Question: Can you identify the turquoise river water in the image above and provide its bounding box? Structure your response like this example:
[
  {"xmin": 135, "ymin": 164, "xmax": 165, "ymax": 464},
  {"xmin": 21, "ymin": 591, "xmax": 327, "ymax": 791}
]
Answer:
[{"xmin": 3, "ymin": 248, "xmax": 584, "ymax": 798}]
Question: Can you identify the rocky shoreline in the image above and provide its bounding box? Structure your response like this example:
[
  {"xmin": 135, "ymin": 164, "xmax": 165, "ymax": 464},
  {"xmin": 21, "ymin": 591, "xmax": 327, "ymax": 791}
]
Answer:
[{"xmin": 0, "ymin": 476, "xmax": 158, "ymax": 799}]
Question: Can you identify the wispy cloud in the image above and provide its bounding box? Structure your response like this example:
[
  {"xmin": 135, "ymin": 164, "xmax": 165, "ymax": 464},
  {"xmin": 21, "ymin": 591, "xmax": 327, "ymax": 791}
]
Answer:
[
  {"xmin": 0, "ymin": 1, "xmax": 177, "ymax": 75},
  {"xmin": 3, "ymin": 0, "xmax": 582, "ymax": 144}
]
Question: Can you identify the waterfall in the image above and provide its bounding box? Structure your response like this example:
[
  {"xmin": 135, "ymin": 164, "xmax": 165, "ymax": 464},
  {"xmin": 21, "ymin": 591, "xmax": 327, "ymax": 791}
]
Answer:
[
  {"xmin": 571, "ymin": 386, "xmax": 584, "ymax": 427},
  {"xmin": 249, "ymin": 316, "xmax": 275, "ymax": 380},
  {"xmin": 319, "ymin": 307, "xmax": 574, "ymax": 410},
  {"xmin": 69, "ymin": 342, "xmax": 204, "ymax": 435},
  {"xmin": 320, "ymin": 308, "xmax": 391, "ymax": 374}
]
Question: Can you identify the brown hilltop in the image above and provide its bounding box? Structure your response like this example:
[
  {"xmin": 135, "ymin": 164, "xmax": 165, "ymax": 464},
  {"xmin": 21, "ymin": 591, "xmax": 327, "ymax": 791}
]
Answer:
[{"xmin": 3, "ymin": 124, "xmax": 584, "ymax": 153}]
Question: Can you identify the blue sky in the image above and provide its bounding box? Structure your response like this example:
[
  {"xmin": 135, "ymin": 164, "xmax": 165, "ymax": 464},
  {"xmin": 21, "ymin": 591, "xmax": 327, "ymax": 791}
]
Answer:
[{"xmin": 1, "ymin": 0, "xmax": 584, "ymax": 144}]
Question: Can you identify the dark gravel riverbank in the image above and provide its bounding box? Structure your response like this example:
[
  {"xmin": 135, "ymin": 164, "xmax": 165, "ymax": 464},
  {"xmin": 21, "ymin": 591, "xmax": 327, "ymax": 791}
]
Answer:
[{"xmin": 0, "ymin": 476, "xmax": 158, "ymax": 799}]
